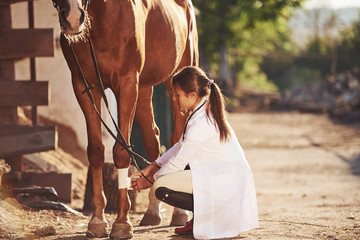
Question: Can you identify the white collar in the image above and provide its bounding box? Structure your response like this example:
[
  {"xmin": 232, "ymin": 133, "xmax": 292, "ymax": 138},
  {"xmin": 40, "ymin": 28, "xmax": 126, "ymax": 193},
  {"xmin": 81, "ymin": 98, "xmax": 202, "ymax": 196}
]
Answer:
[
  {"xmin": 182, "ymin": 97, "xmax": 208, "ymax": 141},
  {"xmin": 189, "ymin": 97, "xmax": 207, "ymax": 115}
]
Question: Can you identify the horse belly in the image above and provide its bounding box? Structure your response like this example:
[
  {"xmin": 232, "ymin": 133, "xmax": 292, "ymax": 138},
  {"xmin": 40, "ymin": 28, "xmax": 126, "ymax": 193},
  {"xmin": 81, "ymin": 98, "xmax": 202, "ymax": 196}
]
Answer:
[{"xmin": 139, "ymin": 2, "xmax": 189, "ymax": 87}]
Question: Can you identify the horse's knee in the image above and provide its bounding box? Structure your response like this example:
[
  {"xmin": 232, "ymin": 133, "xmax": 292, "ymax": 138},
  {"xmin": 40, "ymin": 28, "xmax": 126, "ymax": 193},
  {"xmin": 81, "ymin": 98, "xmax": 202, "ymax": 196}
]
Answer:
[
  {"xmin": 87, "ymin": 142, "xmax": 105, "ymax": 169},
  {"xmin": 113, "ymin": 144, "xmax": 131, "ymax": 168}
]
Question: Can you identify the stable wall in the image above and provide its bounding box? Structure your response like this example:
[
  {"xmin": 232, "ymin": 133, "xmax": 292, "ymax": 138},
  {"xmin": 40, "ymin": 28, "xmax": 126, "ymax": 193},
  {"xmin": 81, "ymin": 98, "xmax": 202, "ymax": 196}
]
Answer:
[{"xmin": 11, "ymin": 0, "xmax": 116, "ymax": 162}]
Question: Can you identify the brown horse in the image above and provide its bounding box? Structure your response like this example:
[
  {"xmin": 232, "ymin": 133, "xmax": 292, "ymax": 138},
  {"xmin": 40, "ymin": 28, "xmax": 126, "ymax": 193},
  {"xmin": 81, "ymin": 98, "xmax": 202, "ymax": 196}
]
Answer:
[{"xmin": 51, "ymin": 0, "xmax": 198, "ymax": 238}]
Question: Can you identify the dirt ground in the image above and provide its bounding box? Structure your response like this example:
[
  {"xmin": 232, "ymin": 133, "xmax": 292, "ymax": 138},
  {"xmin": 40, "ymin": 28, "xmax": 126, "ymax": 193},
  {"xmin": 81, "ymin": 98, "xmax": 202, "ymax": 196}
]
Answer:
[{"xmin": 1, "ymin": 111, "xmax": 360, "ymax": 240}]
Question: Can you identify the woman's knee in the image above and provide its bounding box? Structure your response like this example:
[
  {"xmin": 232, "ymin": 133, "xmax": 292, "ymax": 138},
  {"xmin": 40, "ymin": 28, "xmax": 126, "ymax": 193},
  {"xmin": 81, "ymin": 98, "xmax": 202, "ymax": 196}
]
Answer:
[
  {"xmin": 154, "ymin": 187, "xmax": 194, "ymax": 211},
  {"xmin": 154, "ymin": 186, "xmax": 166, "ymax": 201}
]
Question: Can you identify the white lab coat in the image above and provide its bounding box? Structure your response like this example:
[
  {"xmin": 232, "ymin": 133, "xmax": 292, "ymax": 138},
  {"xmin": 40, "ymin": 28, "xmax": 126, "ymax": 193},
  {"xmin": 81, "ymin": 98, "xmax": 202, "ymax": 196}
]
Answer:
[{"xmin": 154, "ymin": 98, "xmax": 258, "ymax": 239}]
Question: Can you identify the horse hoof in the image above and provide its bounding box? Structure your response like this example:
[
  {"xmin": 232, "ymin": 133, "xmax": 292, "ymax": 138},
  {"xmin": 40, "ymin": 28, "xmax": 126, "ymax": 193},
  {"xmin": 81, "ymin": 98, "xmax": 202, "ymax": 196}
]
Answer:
[
  {"xmin": 86, "ymin": 217, "xmax": 109, "ymax": 238},
  {"xmin": 170, "ymin": 213, "xmax": 189, "ymax": 226},
  {"xmin": 139, "ymin": 213, "xmax": 161, "ymax": 226},
  {"xmin": 110, "ymin": 222, "xmax": 133, "ymax": 239}
]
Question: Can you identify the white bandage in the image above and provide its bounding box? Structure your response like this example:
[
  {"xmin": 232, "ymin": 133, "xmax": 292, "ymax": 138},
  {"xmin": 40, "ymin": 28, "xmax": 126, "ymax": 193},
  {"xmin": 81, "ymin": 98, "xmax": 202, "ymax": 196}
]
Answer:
[{"xmin": 117, "ymin": 168, "xmax": 129, "ymax": 189}]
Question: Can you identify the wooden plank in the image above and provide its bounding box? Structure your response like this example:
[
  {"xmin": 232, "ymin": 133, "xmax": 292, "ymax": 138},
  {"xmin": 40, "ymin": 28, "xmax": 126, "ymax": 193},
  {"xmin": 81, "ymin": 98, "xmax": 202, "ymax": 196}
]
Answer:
[
  {"xmin": 0, "ymin": 29, "xmax": 54, "ymax": 59},
  {"xmin": 0, "ymin": 125, "xmax": 57, "ymax": 158},
  {"xmin": 0, "ymin": 0, "xmax": 35, "ymax": 6},
  {"xmin": 0, "ymin": 107, "xmax": 18, "ymax": 124},
  {"xmin": 0, "ymin": 81, "xmax": 49, "ymax": 107},
  {"xmin": 2, "ymin": 172, "xmax": 72, "ymax": 202},
  {"xmin": 0, "ymin": 60, "xmax": 15, "ymax": 81},
  {"xmin": 0, "ymin": 5, "xmax": 11, "ymax": 27},
  {"xmin": 21, "ymin": 172, "xmax": 72, "ymax": 202},
  {"xmin": 5, "ymin": 156, "xmax": 22, "ymax": 171}
]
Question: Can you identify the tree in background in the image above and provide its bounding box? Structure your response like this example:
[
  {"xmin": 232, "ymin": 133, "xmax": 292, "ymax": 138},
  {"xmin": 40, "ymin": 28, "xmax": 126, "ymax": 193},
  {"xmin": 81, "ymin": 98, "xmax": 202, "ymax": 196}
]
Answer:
[
  {"xmin": 192, "ymin": 0, "xmax": 304, "ymax": 94},
  {"xmin": 262, "ymin": 7, "xmax": 360, "ymax": 93},
  {"xmin": 336, "ymin": 19, "xmax": 360, "ymax": 73}
]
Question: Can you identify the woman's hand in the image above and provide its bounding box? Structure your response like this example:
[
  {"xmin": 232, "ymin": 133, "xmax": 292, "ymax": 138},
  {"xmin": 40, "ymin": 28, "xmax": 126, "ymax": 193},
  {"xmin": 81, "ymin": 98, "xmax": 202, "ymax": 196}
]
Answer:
[
  {"xmin": 130, "ymin": 164, "xmax": 159, "ymax": 192},
  {"xmin": 131, "ymin": 174, "xmax": 153, "ymax": 192}
]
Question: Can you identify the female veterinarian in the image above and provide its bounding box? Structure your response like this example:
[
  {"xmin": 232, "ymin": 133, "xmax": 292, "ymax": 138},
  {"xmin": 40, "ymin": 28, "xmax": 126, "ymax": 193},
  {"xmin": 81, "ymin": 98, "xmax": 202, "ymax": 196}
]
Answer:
[{"xmin": 131, "ymin": 66, "xmax": 258, "ymax": 239}]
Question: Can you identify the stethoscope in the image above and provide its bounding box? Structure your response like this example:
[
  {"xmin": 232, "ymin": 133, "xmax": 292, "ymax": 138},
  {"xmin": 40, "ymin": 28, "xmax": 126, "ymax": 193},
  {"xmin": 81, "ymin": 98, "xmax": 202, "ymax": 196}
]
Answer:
[{"xmin": 182, "ymin": 99, "xmax": 207, "ymax": 141}]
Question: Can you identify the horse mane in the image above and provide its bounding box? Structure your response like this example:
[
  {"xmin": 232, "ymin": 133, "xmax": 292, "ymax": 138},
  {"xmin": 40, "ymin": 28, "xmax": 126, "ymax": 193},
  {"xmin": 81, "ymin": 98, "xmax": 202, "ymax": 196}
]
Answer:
[{"xmin": 174, "ymin": 0, "xmax": 186, "ymax": 7}]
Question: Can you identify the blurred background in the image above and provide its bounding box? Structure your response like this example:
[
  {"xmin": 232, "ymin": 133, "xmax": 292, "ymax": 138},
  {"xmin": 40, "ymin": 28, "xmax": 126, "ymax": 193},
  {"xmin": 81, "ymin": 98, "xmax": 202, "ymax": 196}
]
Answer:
[{"xmin": 192, "ymin": 0, "xmax": 360, "ymax": 121}]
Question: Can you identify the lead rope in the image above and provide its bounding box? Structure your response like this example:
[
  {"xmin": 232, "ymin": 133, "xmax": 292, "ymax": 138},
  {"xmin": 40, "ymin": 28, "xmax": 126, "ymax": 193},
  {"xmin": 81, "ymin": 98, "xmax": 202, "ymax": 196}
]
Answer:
[{"xmin": 69, "ymin": 37, "xmax": 157, "ymax": 185}]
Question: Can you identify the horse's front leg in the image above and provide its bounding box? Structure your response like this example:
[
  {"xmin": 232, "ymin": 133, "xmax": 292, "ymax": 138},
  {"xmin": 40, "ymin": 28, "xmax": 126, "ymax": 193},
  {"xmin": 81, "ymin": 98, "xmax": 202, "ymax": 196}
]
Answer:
[
  {"xmin": 73, "ymin": 80, "xmax": 109, "ymax": 237},
  {"xmin": 110, "ymin": 77, "xmax": 138, "ymax": 239},
  {"xmin": 133, "ymin": 87, "xmax": 162, "ymax": 226}
]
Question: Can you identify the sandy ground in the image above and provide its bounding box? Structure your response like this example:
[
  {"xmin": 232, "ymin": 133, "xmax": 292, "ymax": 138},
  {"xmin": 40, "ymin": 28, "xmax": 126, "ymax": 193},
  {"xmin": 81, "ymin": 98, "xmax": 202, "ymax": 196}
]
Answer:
[{"xmin": 1, "ymin": 111, "xmax": 360, "ymax": 240}]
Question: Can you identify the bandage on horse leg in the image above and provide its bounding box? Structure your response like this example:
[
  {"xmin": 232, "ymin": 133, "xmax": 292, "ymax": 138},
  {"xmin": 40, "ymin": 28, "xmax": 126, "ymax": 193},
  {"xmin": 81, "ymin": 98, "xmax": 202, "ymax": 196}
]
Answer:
[
  {"xmin": 155, "ymin": 187, "xmax": 193, "ymax": 211},
  {"xmin": 117, "ymin": 168, "xmax": 128, "ymax": 189}
]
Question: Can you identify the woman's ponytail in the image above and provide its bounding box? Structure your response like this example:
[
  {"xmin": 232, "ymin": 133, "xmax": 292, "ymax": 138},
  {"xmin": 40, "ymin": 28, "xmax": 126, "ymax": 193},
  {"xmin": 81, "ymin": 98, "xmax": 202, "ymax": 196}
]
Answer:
[{"xmin": 207, "ymin": 82, "xmax": 230, "ymax": 142}]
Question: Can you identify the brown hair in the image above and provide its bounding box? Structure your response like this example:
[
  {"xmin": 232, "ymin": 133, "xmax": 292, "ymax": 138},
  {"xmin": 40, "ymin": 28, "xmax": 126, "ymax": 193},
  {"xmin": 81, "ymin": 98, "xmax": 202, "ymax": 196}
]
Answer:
[{"xmin": 172, "ymin": 66, "xmax": 230, "ymax": 142}]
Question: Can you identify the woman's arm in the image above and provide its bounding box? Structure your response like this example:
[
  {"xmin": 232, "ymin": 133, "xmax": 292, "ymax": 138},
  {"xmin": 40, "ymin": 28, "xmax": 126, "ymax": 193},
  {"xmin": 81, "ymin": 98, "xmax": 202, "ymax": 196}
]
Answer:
[
  {"xmin": 154, "ymin": 118, "xmax": 216, "ymax": 179},
  {"xmin": 130, "ymin": 143, "xmax": 180, "ymax": 192},
  {"xmin": 155, "ymin": 142, "xmax": 180, "ymax": 167}
]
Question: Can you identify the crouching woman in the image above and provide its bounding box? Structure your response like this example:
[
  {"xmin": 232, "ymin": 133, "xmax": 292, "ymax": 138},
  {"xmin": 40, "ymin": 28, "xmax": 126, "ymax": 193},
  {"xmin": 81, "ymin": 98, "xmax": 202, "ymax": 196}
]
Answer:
[{"xmin": 131, "ymin": 66, "xmax": 258, "ymax": 239}]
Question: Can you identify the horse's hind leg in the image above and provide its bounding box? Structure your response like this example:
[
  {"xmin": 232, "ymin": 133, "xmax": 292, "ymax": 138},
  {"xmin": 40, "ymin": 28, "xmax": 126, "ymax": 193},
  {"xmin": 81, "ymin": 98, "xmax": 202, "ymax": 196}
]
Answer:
[
  {"xmin": 134, "ymin": 87, "xmax": 163, "ymax": 226},
  {"xmin": 72, "ymin": 80, "xmax": 109, "ymax": 237},
  {"xmin": 164, "ymin": 80, "xmax": 190, "ymax": 226}
]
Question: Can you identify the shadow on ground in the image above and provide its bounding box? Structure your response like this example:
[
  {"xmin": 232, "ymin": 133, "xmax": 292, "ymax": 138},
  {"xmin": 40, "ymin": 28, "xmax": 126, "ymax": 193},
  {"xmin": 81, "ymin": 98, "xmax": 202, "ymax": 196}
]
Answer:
[{"xmin": 335, "ymin": 152, "xmax": 360, "ymax": 176}]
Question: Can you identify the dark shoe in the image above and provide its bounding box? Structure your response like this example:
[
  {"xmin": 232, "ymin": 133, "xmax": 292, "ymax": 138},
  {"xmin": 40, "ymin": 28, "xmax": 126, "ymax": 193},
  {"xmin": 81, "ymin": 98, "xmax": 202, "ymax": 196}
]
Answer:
[{"xmin": 175, "ymin": 220, "xmax": 193, "ymax": 235}]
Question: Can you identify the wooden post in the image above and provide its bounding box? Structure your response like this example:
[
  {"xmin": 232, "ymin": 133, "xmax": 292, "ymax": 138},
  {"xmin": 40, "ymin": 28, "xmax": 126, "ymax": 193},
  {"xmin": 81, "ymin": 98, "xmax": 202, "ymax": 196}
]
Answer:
[
  {"xmin": 0, "ymin": 3, "xmax": 21, "ymax": 171},
  {"xmin": 0, "ymin": 4, "xmax": 18, "ymax": 125},
  {"xmin": 29, "ymin": 0, "xmax": 37, "ymax": 125},
  {"xmin": 0, "ymin": 0, "xmax": 56, "ymax": 182}
]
